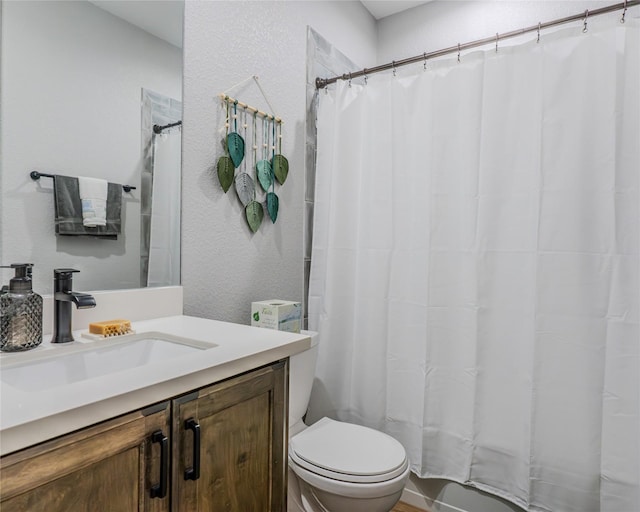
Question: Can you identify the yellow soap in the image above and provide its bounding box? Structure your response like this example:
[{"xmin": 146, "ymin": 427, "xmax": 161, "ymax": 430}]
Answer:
[{"xmin": 89, "ymin": 319, "xmax": 132, "ymax": 337}]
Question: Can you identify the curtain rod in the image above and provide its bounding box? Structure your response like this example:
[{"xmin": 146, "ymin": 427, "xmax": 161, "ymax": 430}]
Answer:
[
  {"xmin": 316, "ymin": 0, "xmax": 638, "ymax": 89},
  {"xmin": 153, "ymin": 120, "xmax": 182, "ymax": 134}
]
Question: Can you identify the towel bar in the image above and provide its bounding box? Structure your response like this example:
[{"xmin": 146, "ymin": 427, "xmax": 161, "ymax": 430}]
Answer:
[{"xmin": 30, "ymin": 171, "xmax": 136, "ymax": 193}]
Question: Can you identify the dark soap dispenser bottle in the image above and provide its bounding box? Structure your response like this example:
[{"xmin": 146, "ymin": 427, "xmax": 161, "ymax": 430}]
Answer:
[{"xmin": 0, "ymin": 263, "xmax": 43, "ymax": 351}]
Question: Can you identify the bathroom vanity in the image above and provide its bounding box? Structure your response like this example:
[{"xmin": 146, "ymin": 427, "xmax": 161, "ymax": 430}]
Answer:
[{"xmin": 0, "ymin": 306, "xmax": 311, "ymax": 512}]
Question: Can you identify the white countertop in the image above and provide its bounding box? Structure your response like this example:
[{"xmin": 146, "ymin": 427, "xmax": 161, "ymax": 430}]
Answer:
[{"xmin": 0, "ymin": 315, "xmax": 311, "ymax": 456}]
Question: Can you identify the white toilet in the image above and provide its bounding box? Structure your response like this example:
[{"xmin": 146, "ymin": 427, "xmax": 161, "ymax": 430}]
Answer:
[{"xmin": 288, "ymin": 331, "xmax": 410, "ymax": 512}]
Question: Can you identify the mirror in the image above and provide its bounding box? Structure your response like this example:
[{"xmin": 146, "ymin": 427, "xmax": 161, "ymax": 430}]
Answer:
[{"xmin": 0, "ymin": 0, "xmax": 183, "ymax": 295}]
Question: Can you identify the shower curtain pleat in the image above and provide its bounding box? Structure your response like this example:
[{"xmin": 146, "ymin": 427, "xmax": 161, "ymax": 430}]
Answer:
[{"xmin": 309, "ymin": 19, "xmax": 639, "ymax": 512}]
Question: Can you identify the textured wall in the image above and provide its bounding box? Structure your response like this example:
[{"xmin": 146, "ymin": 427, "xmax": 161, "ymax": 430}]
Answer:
[{"xmin": 181, "ymin": 1, "xmax": 376, "ymax": 324}]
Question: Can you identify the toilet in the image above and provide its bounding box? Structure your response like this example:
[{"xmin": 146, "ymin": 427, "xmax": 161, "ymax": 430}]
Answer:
[{"xmin": 288, "ymin": 331, "xmax": 410, "ymax": 512}]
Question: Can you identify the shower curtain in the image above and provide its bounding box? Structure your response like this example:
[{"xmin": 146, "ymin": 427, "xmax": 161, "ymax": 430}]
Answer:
[
  {"xmin": 308, "ymin": 19, "xmax": 639, "ymax": 512},
  {"xmin": 147, "ymin": 128, "xmax": 181, "ymax": 287}
]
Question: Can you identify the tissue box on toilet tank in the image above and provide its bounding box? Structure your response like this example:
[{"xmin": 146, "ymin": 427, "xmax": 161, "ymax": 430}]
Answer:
[{"xmin": 251, "ymin": 300, "xmax": 301, "ymax": 333}]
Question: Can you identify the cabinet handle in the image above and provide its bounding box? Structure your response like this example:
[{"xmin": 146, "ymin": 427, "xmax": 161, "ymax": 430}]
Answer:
[
  {"xmin": 150, "ymin": 430, "xmax": 168, "ymax": 499},
  {"xmin": 184, "ymin": 418, "xmax": 201, "ymax": 481}
]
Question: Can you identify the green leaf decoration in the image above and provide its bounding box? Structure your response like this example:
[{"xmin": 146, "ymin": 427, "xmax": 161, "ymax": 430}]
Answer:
[
  {"xmin": 256, "ymin": 160, "xmax": 273, "ymax": 192},
  {"xmin": 227, "ymin": 132, "xmax": 245, "ymax": 168},
  {"xmin": 217, "ymin": 156, "xmax": 234, "ymax": 192},
  {"xmin": 245, "ymin": 201, "xmax": 264, "ymax": 233},
  {"xmin": 266, "ymin": 192, "xmax": 279, "ymax": 223},
  {"xmin": 272, "ymin": 154, "xmax": 289, "ymax": 185},
  {"xmin": 235, "ymin": 172, "xmax": 255, "ymax": 206}
]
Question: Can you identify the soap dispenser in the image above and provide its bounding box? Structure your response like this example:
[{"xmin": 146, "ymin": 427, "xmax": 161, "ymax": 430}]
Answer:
[{"xmin": 0, "ymin": 263, "xmax": 43, "ymax": 351}]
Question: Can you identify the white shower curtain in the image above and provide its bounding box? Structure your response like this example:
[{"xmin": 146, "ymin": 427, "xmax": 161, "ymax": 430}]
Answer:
[
  {"xmin": 148, "ymin": 128, "xmax": 181, "ymax": 287},
  {"xmin": 309, "ymin": 20, "xmax": 639, "ymax": 512}
]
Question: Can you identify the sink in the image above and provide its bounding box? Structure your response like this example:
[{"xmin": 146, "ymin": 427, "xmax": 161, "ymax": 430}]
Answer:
[{"xmin": 0, "ymin": 332, "xmax": 216, "ymax": 392}]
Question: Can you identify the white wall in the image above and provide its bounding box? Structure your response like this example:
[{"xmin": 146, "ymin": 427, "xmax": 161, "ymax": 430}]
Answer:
[
  {"xmin": 377, "ymin": 2, "xmax": 615, "ymax": 511},
  {"xmin": 181, "ymin": 1, "xmax": 377, "ymax": 324},
  {"xmin": 0, "ymin": 1, "xmax": 181, "ymax": 294}
]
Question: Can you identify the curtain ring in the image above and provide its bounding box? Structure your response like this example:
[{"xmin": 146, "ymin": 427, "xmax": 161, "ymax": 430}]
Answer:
[
  {"xmin": 457, "ymin": 43, "xmax": 461, "ymax": 63},
  {"xmin": 423, "ymin": 52, "xmax": 427, "ymax": 71},
  {"xmin": 348, "ymin": 72, "xmax": 352, "ymax": 88},
  {"xmin": 621, "ymin": 0, "xmax": 627, "ymax": 23},
  {"xmin": 537, "ymin": 22, "xmax": 541, "ymax": 43},
  {"xmin": 495, "ymin": 33, "xmax": 499, "ymax": 53},
  {"xmin": 583, "ymin": 9, "xmax": 589, "ymax": 33},
  {"xmin": 364, "ymin": 68, "xmax": 368, "ymax": 84},
  {"xmin": 392, "ymin": 61, "xmax": 397, "ymax": 77}
]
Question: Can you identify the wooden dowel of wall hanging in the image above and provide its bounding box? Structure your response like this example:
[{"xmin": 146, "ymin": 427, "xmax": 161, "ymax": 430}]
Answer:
[{"xmin": 218, "ymin": 93, "xmax": 283, "ymax": 124}]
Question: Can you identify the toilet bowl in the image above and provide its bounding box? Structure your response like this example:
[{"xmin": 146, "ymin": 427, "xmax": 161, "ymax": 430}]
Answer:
[{"xmin": 288, "ymin": 332, "xmax": 409, "ymax": 512}]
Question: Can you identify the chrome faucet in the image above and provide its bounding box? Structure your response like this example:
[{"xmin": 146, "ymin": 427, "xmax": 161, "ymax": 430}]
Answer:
[{"xmin": 52, "ymin": 268, "xmax": 96, "ymax": 343}]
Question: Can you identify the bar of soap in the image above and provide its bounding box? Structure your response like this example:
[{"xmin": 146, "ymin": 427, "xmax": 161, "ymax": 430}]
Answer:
[{"xmin": 88, "ymin": 319, "xmax": 132, "ymax": 337}]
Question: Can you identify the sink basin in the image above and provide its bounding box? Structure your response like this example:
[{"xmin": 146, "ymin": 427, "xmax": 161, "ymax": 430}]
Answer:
[{"xmin": 0, "ymin": 332, "xmax": 216, "ymax": 392}]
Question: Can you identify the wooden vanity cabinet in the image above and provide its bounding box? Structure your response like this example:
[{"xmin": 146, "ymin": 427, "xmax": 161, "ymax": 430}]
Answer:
[
  {"xmin": 0, "ymin": 360, "xmax": 288, "ymax": 512},
  {"xmin": 0, "ymin": 403, "xmax": 171, "ymax": 512}
]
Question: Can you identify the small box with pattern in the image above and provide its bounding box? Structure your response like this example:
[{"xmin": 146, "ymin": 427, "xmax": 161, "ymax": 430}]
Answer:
[{"xmin": 251, "ymin": 300, "xmax": 301, "ymax": 333}]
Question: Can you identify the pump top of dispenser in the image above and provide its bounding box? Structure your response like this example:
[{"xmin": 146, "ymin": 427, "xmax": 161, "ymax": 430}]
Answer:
[{"xmin": 1, "ymin": 263, "xmax": 35, "ymax": 293}]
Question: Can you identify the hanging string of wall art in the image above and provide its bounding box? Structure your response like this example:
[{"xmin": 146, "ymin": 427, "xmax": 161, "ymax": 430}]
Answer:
[{"xmin": 216, "ymin": 76, "xmax": 288, "ymax": 233}]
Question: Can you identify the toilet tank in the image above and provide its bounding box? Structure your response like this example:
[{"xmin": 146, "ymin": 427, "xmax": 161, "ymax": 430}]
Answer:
[{"xmin": 289, "ymin": 330, "xmax": 319, "ymax": 429}]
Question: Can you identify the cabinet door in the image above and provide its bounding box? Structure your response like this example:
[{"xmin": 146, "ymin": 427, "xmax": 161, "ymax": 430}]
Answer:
[
  {"xmin": 173, "ymin": 360, "xmax": 288, "ymax": 512},
  {"xmin": 0, "ymin": 403, "xmax": 171, "ymax": 512}
]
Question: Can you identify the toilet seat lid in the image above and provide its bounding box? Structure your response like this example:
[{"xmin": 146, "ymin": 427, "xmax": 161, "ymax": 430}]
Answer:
[{"xmin": 289, "ymin": 417, "xmax": 408, "ymax": 484}]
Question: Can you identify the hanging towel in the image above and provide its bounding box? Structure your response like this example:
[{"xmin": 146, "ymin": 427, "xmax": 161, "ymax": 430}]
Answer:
[
  {"xmin": 53, "ymin": 175, "xmax": 122, "ymax": 239},
  {"xmin": 78, "ymin": 176, "xmax": 107, "ymax": 227}
]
